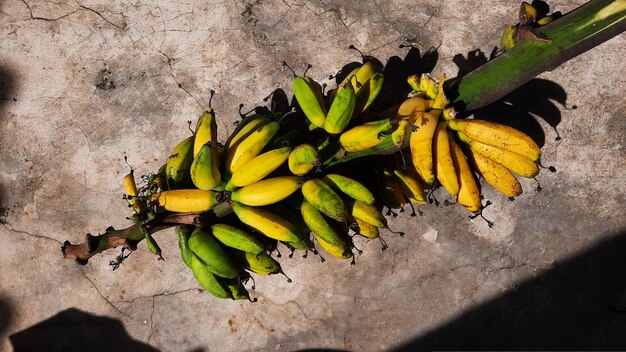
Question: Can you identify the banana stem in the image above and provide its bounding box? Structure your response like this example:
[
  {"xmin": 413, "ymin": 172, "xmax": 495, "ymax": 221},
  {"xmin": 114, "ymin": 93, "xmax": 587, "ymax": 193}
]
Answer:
[{"xmin": 449, "ymin": 0, "xmax": 626, "ymax": 111}]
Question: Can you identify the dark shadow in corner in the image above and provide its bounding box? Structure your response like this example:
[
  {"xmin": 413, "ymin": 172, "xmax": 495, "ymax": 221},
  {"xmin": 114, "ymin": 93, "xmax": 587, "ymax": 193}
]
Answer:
[
  {"xmin": 394, "ymin": 230, "xmax": 626, "ymax": 351},
  {"xmin": 447, "ymin": 48, "xmax": 569, "ymax": 148},
  {"xmin": 0, "ymin": 295, "xmax": 13, "ymax": 341},
  {"xmin": 10, "ymin": 308, "xmax": 160, "ymax": 352},
  {"xmin": 0, "ymin": 65, "xmax": 16, "ymax": 117}
]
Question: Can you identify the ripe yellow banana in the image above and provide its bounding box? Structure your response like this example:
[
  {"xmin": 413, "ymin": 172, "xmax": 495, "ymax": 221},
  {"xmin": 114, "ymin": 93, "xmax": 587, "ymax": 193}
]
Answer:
[
  {"xmin": 465, "ymin": 146, "xmax": 523, "ymax": 198},
  {"xmin": 348, "ymin": 199, "xmax": 386, "ymax": 228},
  {"xmin": 223, "ymin": 120, "xmax": 280, "ymax": 178},
  {"xmin": 353, "ymin": 72, "xmax": 384, "ymax": 118},
  {"xmin": 457, "ymin": 131, "xmax": 539, "ymax": 178},
  {"xmin": 393, "ymin": 168, "xmax": 427, "ymax": 205},
  {"xmin": 338, "ymin": 118, "xmax": 393, "ymax": 153},
  {"xmin": 224, "ymin": 115, "xmax": 272, "ymax": 152},
  {"xmin": 166, "ymin": 135, "xmax": 194, "ymax": 188},
  {"xmin": 520, "ymin": 1, "xmax": 538, "ymax": 24},
  {"xmin": 331, "ymin": 62, "xmax": 376, "ymax": 102},
  {"xmin": 420, "ymin": 73, "xmax": 439, "ymax": 100},
  {"xmin": 316, "ymin": 233, "xmax": 353, "ymax": 260},
  {"xmin": 323, "ymin": 83, "xmax": 356, "ymax": 135},
  {"xmin": 397, "ymin": 96, "xmax": 432, "ymax": 122},
  {"xmin": 230, "ymin": 176, "xmax": 302, "ymax": 206},
  {"xmin": 447, "ymin": 119, "xmax": 541, "ymax": 161},
  {"xmin": 431, "ymin": 74, "xmax": 448, "ymax": 110},
  {"xmin": 193, "ymin": 109, "xmax": 218, "ymax": 157},
  {"xmin": 323, "ymin": 173, "xmax": 375, "ymax": 205},
  {"xmin": 379, "ymin": 169, "xmax": 406, "ymax": 210},
  {"xmin": 226, "ymin": 146, "xmax": 291, "ymax": 189},
  {"xmin": 352, "ymin": 217, "xmax": 379, "ymax": 239},
  {"xmin": 407, "ymin": 74, "xmax": 421, "ymax": 93},
  {"xmin": 301, "ymin": 178, "xmax": 347, "ymax": 222},
  {"xmin": 288, "ymin": 143, "xmax": 321, "ymax": 176},
  {"xmin": 293, "ymin": 76, "xmax": 327, "ymax": 128},
  {"xmin": 151, "ymin": 189, "xmax": 224, "ymax": 213},
  {"xmin": 190, "ymin": 142, "xmax": 221, "ymax": 191},
  {"xmin": 189, "ymin": 254, "xmax": 233, "ymax": 299},
  {"xmin": 231, "ymin": 201, "xmax": 301, "ymax": 242},
  {"xmin": 123, "ymin": 170, "xmax": 143, "ymax": 214},
  {"xmin": 450, "ymin": 137, "xmax": 481, "ymax": 213},
  {"xmin": 410, "ymin": 110, "xmax": 440, "ymax": 184},
  {"xmin": 211, "ymin": 223, "xmax": 266, "ymax": 255},
  {"xmin": 433, "ymin": 122, "xmax": 459, "ymax": 196},
  {"xmin": 391, "ymin": 119, "xmax": 411, "ymax": 148},
  {"xmin": 301, "ymin": 199, "xmax": 350, "ymax": 249},
  {"xmin": 188, "ymin": 227, "xmax": 240, "ymax": 279}
]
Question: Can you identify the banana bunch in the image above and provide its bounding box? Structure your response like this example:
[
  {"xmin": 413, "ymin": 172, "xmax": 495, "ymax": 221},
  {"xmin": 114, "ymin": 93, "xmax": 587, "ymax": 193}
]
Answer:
[{"xmin": 292, "ymin": 62, "xmax": 384, "ymax": 136}]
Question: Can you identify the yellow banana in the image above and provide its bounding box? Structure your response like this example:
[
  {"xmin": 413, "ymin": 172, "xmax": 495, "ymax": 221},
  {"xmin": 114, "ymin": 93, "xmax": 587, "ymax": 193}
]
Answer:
[
  {"xmin": 410, "ymin": 110, "xmax": 440, "ymax": 184},
  {"xmin": 323, "ymin": 83, "xmax": 356, "ymax": 135},
  {"xmin": 223, "ymin": 120, "xmax": 280, "ymax": 178},
  {"xmin": 301, "ymin": 179, "xmax": 347, "ymax": 222},
  {"xmin": 123, "ymin": 170, "xmax": 143, "ymax": 214},
  {"xmin": 230, "ymin": 176, "xmax": 301, "ymax": 206},
  {"xmin": 391, "ymin": 119, "xmax": 410, "ymax": 148},
  {"xmin": 224, "ymin": 115, "xmax": 272, "ymax": 152},
  {"xmin": 322, "ymin": 173, "xmax": 375, "ymax": 205},
  {"xmin": 379, "ymin": 170, "xmax": 406, "ymax": 210},
  {"xmin": 301, "ymin": 199, "xmax": 350, "ymax": 249},
  {"xmin": 393, "ymin": 168, "xmax": 427, "ymax": 205},
  {"xmin": 537, "ymin": 14, "xmax": 559, "ymax": 26},
  {"xmin": 352, "ymin": 217, "xmax": 379, "ymax": 239},
  {"xmin": 450, "ymin": 137, "xmax": 482, "ymax": 213},
  {"xmin": 190, "ymin": 142, "xmax": 221, "ymax": 190},
  {"xmin": 447, "ymin": 119, "xmax": 541, "ymax": 161},
  {"xmin": 316, "ymin": 233, "xmax": 353, "ymax": 260},
  {"xmin": 293, "ymin": 76, "xmax": 327, "ymax": 128},
  {"xmin": 433, "ymin": 122, "xmax": 459, "ymax": 196},
  {"xmin": 166, "ymin": 135, "xmax": 194, "ymax": 188},
  {"xmin": 353, "ymin": 72, "xmax": 384, "ymax": 118},
  {"xmin": 189, "ymin": 254, "xmax": 233, "ymax": 299},
  {"xmin": 230, "ymin": 249, "xmax": 282, "ymax": 276},
  {"xmin": 288, "ymin": 143, "xmax": 321, "ymax": 176},
  {"xmin": 211, "ymin": 223, "xmax": 266, "ymax": 255},
  {"xmin": 419, "ymin": 73, "xmax": 439, "ymax": 100},
  {"xmin": 465, "ymin": 146, "xmax": 523, "ymax": 198},
  {"xmin": 431, "ymin": 74, "xmax": 448, "ymax": 110},
  {"xmin": 188, "ymin": 227, "xmax": 240, "ymax": 279},
  {"xmin": 348, "ymin": 199, "xmax": 386, "ymax": 228},
  {"xmin": 457, "ymin": 131, "xmax": 539, "ymax": 178},
  {"xmin": 226, "ymin": 146, "xmax": 292, "ymax": 189},
  {"xmin": 150, "ymin": 189, "xmax": 224, "ymax": 213},
  {"xmin": 230, "ymin": 201, "xmax": 301, "ymax": 242},
  {"xmin": 193, "ymin": 109, "xmax": 217, "ymax": 157},
  {"xmin": 397, "ymin": 96, "xmax": 432, "ymax": 121},
  {"xmin": 338, "ymin": 118, "xmax": 393, "ymax": 153},
  {"xmin": 520, "ymin": 1, "xmax": 538, "ymax": 24},
  {"xmin": 331, "ymin": 62, "xmax": 376, "ymax": 102},
  {"xmin": 407, "ymin": 74, "xmax": 421, "ymax": 93}
]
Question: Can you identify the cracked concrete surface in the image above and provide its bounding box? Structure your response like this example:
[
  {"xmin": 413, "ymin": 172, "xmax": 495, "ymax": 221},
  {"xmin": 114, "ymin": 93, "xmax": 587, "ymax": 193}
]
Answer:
[{"xmin": 1, "ymin": 0, "xmax": 625, "ymax": 351}]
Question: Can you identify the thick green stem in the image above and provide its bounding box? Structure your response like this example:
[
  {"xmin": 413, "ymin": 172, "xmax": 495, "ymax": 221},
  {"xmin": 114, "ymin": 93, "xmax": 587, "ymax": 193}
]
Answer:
[{"xmin": 451, "ymin": 0, "xmax": 626, "ymax": 111}]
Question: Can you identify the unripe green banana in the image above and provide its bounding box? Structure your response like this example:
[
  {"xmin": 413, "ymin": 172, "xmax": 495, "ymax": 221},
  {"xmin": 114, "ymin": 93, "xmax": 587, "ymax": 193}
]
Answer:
[
  {"xmin": 231, "ymin": 201, "xmax": 301, "ymax": 242},
  {"xmin": 323, "ymin": 83, "xmax": 356, "ymax": 135},
  {"xmin": 166, "ymin": 135, "xmax": 194, "ymax": 188},
  {"xmin": 301, "ymin": 179, "xmax": 347, "ymax": 222},
  {"xmin": 230, "ymin": 176, "xmax": 302, "ymax": 206},
  {"xmin": 193, "ymin": 109, "xmax": 217, "ymax": 157},
  {"xmin": 322, "ymin": 173, "xmax": 375, "ymax": 205},
  {"xmin": 145, "ymin": 232, "xmax": 163, "ymax": 260},
  {"xmin": 301, "ymin": 199, "xmax": 349, "ymax": 248},
  {"xmin": 288, "ymin": 143, "xmax": 321, "ymax": 176},
  {"xmin": 222, "ymin": 277, "xmax": 251, "ymax": 301},
  {"xmin": 293, "ymin": 76, "xmax": 327, "ymax": 128},
  {"xmin": 230, "ymin": 249, "xmax": 282, "ymax": 276},
  {"xmin": 348, "ymin": 199, "xmax": 387, "ymax": 228},
  {"xmin": 176, "ymin": 225, "xmax": 195, "ymax": 268},
  {"xmin": 210, "ymin": 223, "xmax": 265, "ymax": 255},
  {"xmin": 338, "ymin": 118, "xmax": 393, "ymax": 153},
  {"xmin": 190, "ymin": 142, "xmax": 221, "ymax": 191},
  {"xmin": 188, "ymin": 228, "xmax": 240, "ymax": 279},
  {"xmin": 224, "ymin": 120, "xmax": 280, "ymax": 178},
  {"xmin": 353, "ymin": 72, "xmax": 383, "ymax": 118},
  {"xmin": 226, "ymin": 146, "xmax": 291, "ymax": 190},
  {"xmin": 189, "ymin": 254, "xmax": 233, "ymax": 299}
]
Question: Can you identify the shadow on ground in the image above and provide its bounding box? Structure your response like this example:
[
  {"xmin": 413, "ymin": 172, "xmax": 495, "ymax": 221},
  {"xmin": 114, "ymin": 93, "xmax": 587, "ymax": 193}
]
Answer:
[
  {"xmin": 394, "ymin": 230, "xmax": 626, "ymax": 351},
  {"xmin": 9, "ymin": 308, "xmax": 160, "ymax": 352}
]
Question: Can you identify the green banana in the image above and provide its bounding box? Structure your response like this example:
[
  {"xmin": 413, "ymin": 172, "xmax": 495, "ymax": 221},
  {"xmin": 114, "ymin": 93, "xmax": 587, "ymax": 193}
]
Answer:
[
  {"xmin": 323, "ymin": 83, "xmax": 356, "ymax": 135},
  {"xmin": 188, "ymin": 227, "xmax": 240, "ymax": 279},
  {"xmin": 225, "ymin": 146, "xmax": 291, "ymax": 190},
  {"xmin": 165, "ymin": 135, "xmax": 194, "ymax": 188},
  {"xmin": 190, "ymin": 142, "xmax": 221, "ymax": 190},
  {"xmin": 231, "ymin": 201, "xmax": 301, "ymax": 242},
  {"xmin": 230, "ymin": 250, "xmax": 282, "ymax": 276},
  {"xmin": 293, "ymin": 76, "xmax": 327, "ymax": 128},
  {"xmin": 322, "ymin": 173, "xmax": 375, "ymax": 205},
  {"xmin": 145, "ymin": 232, "xmax": 163, "ymax": 260},
  {"xmin": 190, "ymin": 254, "xmax": 233, "ymax": 299},
  {"xmin": 288, "ymin": 143, "xmax": 321, "ymax": 176},
  {"xmin": 221, "ymin": 277, "xmax": 251, "ymax": 301},
  {"xmin": 301, "ymin": 199, "xmax": 349, "ymax": 249},
  {"xmin": 176, "ymin": 225, "xmax": 195, "ymax": 268},
  {"xmin": 301, "ymin": 179, "xmax": 347, "ymax": 222},
  {"xmin": 210, "ymin": 223, "xmax": 266, "ymax": 255}
]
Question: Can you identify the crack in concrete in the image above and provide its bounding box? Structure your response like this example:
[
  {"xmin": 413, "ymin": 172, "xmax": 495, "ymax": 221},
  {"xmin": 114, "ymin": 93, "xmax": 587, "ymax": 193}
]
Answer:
[
  {"xmin": 111, "ymin": 287, "xmax": 199, "ymax": 304},
  {"xmin": 21, "ymin": 0, "xmax": 124, "ymax": 30},
  {"xmin": 146, "ymin": 296, "xmax": 155, "ymax": 346},
  {"xmin": 3, "ymin": 223, "xmax": 62, "ymax": 244},
  {"xmin": 79, "ymin": 267, "xmax": 138, "ymax": 321},
  {"xmin": 78, "ymin": 5, "xmax": 124, "ymax": 30},
  {"xmin": 153, "ymin": 47, "xmax": 202, "ymax": 108}
]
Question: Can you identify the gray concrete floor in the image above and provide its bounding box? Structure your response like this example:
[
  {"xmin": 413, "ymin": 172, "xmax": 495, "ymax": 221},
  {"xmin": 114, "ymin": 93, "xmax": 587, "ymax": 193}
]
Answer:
[{"xmin": 1, "ymin": 0, "xmax": 625, "ymax": 351}]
